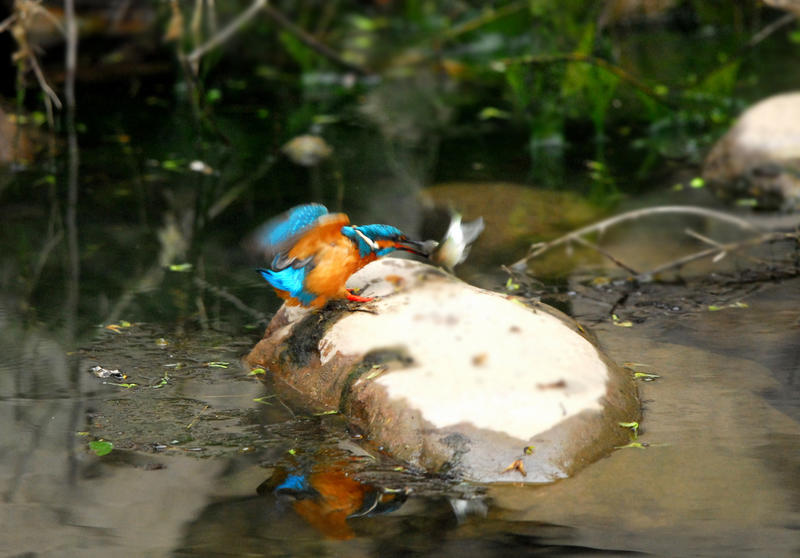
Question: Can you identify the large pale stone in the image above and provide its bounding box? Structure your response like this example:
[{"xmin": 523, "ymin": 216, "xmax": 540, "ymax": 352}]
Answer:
[
  {"xmin": 246, "ymin": 258, "xmax": 638, "ymax": 483},
  {"xmin": 703, "ymin": 92, "xmax": 800, "ymax": 210}
]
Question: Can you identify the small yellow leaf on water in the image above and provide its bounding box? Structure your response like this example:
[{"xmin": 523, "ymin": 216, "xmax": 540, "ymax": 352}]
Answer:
[
  {"xmin": 615, "ymin": 441, "xmax": 649, "ymax": 450},
  {"xmin": 248, "ymin": 368, "xmax": 266, "ymax": 376},
  {"xmin": 612, "ymin": 314, "xmax": 633, "ymax": 327},
  {"xmin": 709, "ymin": 301, "xmax": 748, "ymax": 311}
]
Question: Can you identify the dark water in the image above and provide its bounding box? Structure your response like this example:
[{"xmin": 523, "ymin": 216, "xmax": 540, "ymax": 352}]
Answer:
[{"xmin": 2, "ymin": 17, "xmax": 800, "ymax": 558}]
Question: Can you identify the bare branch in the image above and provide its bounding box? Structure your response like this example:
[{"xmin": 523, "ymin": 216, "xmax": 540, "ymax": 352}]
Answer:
[
  {"xmin": 186, "ymin": 0, "xmax": 267, "ymax": 65},
  {"xmin": 27, "ymin": 51, "xmax": 62, "ymax": 109},
  {"xmin": 638, "ymin": 231, "xmax": 797, "ymax": 280},
  {"xmin": 262, "ymin": 3, "xmax": 370, "ymax": 75},
  {"xmin": 511, "ymin": 205, "xmax": 761, "ymax": 269}
]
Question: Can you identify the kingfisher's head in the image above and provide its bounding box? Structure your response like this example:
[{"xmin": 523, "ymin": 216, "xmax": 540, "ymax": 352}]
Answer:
[{"xmin": 342, "ymin": 225, "xmax": 429, "ymax": 258}]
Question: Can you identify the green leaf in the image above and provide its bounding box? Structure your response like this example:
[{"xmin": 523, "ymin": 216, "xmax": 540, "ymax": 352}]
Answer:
[
  {"xmin": 207, "ymin": 361, "xmax": 229, "ymax": 368},
  {"xmin": 479, "ymin": 107, "xmax": 511, "ymax": 120},
  {"xmin": 247, "ymin": 368, "xmax": 266, "ymax": 376},
  {"xmin": 206, "ymin": 88, "xmax": 222, "ymax": 103},
  {"xmin": 689, "ymin": 177, "xmax": 705, "ymax": 189},
  {"xmin": 89, "ymin": 440, "xmax": 113, "ymax": 456},
  {"xmin": 168, "ymin": 263, "xmax": 193, "ymax": 272}
]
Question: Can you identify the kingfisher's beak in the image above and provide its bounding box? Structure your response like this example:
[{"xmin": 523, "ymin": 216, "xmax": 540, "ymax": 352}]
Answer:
[{"xmin": 394, "ymin": 238, "xmax": 436, "ymax": 257}]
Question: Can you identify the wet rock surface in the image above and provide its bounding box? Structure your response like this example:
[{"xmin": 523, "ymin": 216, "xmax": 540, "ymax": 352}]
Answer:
[
  {"xmin": 246, "ymin": 258, "xmax": 639, "ymax": 483},
  {"xmin": 703, "ymin": 92, "xmax": 800, "ymax": 210}
]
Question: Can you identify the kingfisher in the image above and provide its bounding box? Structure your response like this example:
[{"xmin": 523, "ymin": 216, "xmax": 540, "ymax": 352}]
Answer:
[{"xmin": 254, "ymin": 203, "xmax": 428, "ymax": 308}]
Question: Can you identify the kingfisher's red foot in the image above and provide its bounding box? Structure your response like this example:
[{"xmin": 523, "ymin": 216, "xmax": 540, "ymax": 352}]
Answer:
[{"xmin": 346, "ymin": 289, "xmax": 374, "ymax": 303}]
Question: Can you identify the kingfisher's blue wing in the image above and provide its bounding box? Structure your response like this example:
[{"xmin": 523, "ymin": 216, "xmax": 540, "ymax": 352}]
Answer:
[
  {"xmin": 249, "ymin": 203, "xmax": 328, "ymax": 258},
  {"xmin": 257, "ymin": 266, "xmax": 316, "ymax": 306}
]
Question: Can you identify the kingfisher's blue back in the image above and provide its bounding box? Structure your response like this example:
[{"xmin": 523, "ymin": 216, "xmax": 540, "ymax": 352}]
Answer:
[{"xmin": 254, "ymin": 203, "xmax": 427, "ymax": 307}]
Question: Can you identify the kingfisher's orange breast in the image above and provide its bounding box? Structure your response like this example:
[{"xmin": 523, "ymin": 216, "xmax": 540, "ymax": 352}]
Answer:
[{"xmin": 284, "ymin": 214, "xmax": 374, "ymax": 307}]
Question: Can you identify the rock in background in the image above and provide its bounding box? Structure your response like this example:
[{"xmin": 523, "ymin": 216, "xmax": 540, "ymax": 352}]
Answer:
[{"xmin": 703, "ymin": 92, "xmax": 800, "ymax": 210}]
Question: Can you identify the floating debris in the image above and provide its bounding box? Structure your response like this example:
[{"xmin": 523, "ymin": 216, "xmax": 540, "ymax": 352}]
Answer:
[
  {"xmin": 281, "ymin": 134, "xmax": 333, "ymax": 166},
  {"xmin": 188, "ymin": 160, "xmax": 214, "ymax": 175},
  {"xmin": 501, "ymin": 458, "xmax": 527, "ymax": 477},
  {"xmin": 612, "ymin": 314, "xmax": 634, "ymax": 327},
  {"xmin": 89, "ymin": 365, "xmax": 126, "ymax": 381},
  {"xmin": 708, "ymin": 301, "xmax": 749, "ymax": 311},
  {"xmin": 104, "ymin": 320, "xmax": 133, "ymax": 333}
]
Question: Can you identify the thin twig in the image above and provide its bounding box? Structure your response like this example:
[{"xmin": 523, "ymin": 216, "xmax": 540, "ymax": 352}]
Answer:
[
  {"xmin": 684, "ymin": 227, "xmax": 769, "ymax": 265},
  {"xmin": 695, "ymin": 12, "xmax": 797, "ymax": 86},
  {"xmin": 638, "ymin": 231, "xmax": 797, "ymax": 280},
  {"xmin": 683, "ymin": 227, "xmax": 722, "ymax": 248},
  {"xmin": 64, "ymin": 0, "xmax": 77, "ymax": 111},
  {"xmin": 0, "ymin": 14, "xmax": 17, "ymax": 34},
  {"xmin": 186, "ymin": 0, "xmax": 267, "ymax": 65},
  {"xmin": 747, "ymin": 12, "xmax": 796, "ymax": 48},
  {"xmin": 207, "ymin": 154, "xmax": 277, "ymax": 220},
  {"xmin": 443, "ymin": 1, "xmax": 527, "ymax": 41},
  {"xmin": 512, "ymin": 205, "xmax": 761, "ymax": 269},
  {"xmin": 193, "ymin": 276, "xmax": 269, "ymax": 322},
  {"xmin": 27, "ymin": 50, "xmax": 61, "ymax": 109},
  {"xmin": 262, "ymin": 3, "xmax": 370, "ymax": 75},
  {"xmin": 496, "ymin": 52, "xmax": 677, "ymax": 109},
  {"xmin": 571, "ymin": 234, "xmax": 640, "ymax": 275}
]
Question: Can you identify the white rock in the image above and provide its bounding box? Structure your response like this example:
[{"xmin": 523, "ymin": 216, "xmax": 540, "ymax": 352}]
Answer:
[{"xmin": 248, "ymin": 258, "xmax": 638, "ymax": 483}]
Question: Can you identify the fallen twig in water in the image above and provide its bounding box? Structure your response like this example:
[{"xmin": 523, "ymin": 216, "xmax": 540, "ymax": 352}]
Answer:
[
  {"xmin": 639, "ymin": 231, "xmax": 798, "ymax": 281},
  {"xmin": 510, "ymin": 205, "xmax": 798, "ymax": 281}
]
